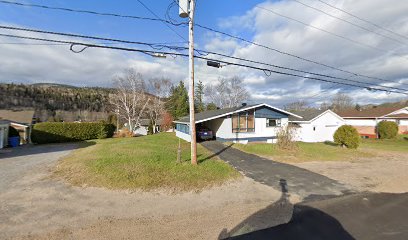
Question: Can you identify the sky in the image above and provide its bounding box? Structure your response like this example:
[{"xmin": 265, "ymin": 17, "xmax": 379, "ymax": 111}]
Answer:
[{"xmin": 0, "ymin": 0, "xmax": 407, "ymax": 107}]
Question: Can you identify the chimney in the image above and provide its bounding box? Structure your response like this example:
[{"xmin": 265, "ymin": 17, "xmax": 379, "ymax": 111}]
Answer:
[{"xmin": 242, "ymin": 103, "xmax": 247, "ymax": 107}]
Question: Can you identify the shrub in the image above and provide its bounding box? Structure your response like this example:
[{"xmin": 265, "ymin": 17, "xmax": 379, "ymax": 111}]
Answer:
[
  {"xmin": 333, "ymin": 125, "xmax": 360, "ymax": 149},
  {"xmin": 276, "ymin": 125, "xmax": 298, "ymax": 151},
  {"xmin": 377, "ymin": 121, "xmax": 398, "ymax": 139},
  {"xmin": 8, "ymin": 126, "xmax": 20, "ymax": 137},
  {"xmin": 32, "ymin": 122, "xmax": 115, "ymax": 144}
]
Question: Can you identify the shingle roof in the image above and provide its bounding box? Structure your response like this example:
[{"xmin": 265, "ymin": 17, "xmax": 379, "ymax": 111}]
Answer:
[
  {"xmin": 386, "ymin": 113, "xmax": 408, "ymax": 118},
  {"xmin": 176, "ymin": 104, "xmax": 258, "ymax": 124},
  {"xmin": 0, "ymin": 109, "xmax": 35, "ymax": 124},
  {"xmin": 288, "ymin": 109, "xmax": 327, "ymax": 122},
  {"xmin": 336, "ymin": 106, "xmax": 406, "ymax": 118},
  {"xmin": 175, "ymin": 103, "xmax": 302, "ymax": 124}
]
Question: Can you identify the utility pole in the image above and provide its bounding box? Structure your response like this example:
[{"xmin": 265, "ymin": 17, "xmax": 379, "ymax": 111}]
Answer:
[{"xmin": 179, "ymin": 0, "xmax": 197, "ymax": 165}]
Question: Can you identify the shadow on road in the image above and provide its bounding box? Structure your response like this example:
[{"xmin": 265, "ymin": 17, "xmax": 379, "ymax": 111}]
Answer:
[
  {"xmin": 0, "ymin": 141, "xmax": 95, "ymax": 159},
  {"xmin": 219, "ymin": 179, "xmax": 355, "ymax": 239}
]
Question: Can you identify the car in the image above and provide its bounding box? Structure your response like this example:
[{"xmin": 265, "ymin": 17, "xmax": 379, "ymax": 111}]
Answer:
[{"xmin": 196, "ymin": 126, "xmax": 214, "ymax": 141}]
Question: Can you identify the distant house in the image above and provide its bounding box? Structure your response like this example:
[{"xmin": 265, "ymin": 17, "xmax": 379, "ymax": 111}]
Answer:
[
  {"xmin": 133, "ymin": 119, "xmax": 162, "ymax": 136},
  {"xmin": 336, "ymin": 106, "xmax": 408, "ymax": 138},
  {"xmin": 0, "ymin": 109, "xmax": 36, "ymax": 144},
  {"xmin": 174, "ymin": 103, "xmax": 301, "ymax": 144},
  {"xmin": 289, "ymin": 109, "xmax": 345, "ymax": 142},
  {"xmin": 0, "ymin": 120, "xmax": 10, "ymax": 149}
]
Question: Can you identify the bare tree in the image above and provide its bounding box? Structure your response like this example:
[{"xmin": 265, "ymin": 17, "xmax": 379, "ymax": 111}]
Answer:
[
  {"xmin": 205, "ymin": 76, "xmax": 250, "ymax": 108},
  {"xmin": 284, "ymin": 100, "xmax": 309, "ymax": 111},
  {"xmin": 147, "ymin": 78, "xmax": 172, "ymax": 133},
  {"xmin": 331, "ymin": 93, "xmax": 354, "ymax": 111},
  {"xmin": 109, "ymin": 69, "xmax": 150, "ymax": 133}
]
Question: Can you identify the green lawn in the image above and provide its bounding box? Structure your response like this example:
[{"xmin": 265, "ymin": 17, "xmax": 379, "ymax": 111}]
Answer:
[
  {"xmin": 360, "ymin": 134, "xmax": 408, "ymax": 153},
  {"xmin": 54, "ymin": 133, "xmax": 240, "ymax": 191},
  {"xmin": 231, "ymin": 135, "xmax": 407, "ymax": 162}
]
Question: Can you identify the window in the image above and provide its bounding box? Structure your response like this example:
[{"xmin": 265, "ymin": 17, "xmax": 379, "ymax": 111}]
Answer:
[
  {"xmin": 176, "ymin": 123, "xmax": 189, "ymax": 134},
  {"xmin": 232, "ymin": 110, "xmax": 255, "ymax": 133},
  {"xmin": 266, "ymin": 118, "xmax": 281, "ymax": 127}
]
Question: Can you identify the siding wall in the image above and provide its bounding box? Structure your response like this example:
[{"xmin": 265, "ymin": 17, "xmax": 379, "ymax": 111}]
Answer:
[{"xmin": 293, "ymin": 112, "xmax": 345, "ymax": 142}]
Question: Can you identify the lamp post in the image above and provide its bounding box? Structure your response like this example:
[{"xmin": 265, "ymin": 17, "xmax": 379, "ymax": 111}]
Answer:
[{"xmin": 179, "ymin": 0, "xmax": 197, "ymax": 165}]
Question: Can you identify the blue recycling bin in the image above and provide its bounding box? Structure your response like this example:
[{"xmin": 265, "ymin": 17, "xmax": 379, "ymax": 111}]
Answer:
[{"xmin": 8, "ymin": 136, "xmax": 20, "ymax": 148}]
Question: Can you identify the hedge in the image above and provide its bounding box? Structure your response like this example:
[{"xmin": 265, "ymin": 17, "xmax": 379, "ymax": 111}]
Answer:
[
  {"xmin": 333, "ymin": 125, "xmax": 360, "ymax": 149},
  {"xmin": 32, "ymin": 122, "xmax": 115, "ymax": 144},
  {"xmin": 377, "ymin": 121, "xmax": 398, "ymax": 139}
]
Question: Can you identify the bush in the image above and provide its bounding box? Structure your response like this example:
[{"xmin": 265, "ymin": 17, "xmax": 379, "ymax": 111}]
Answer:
[
  {"xmin": 333, "ymin": 125, "xmax": 360, "ymax": 149},
  {"xmin": 276, "ymin": 125, "xmax": 298, "ymax": 151},
  {"xmin": 377, "ymin": 121, "xmax": 398, "ymax": 139},
  {"xmin": 8, "ymin": 126, "xmax": 20, "ymax": 137},
  {"xmin": 32, "ymin": 122, "xmax": 115, "ymax": 144}
]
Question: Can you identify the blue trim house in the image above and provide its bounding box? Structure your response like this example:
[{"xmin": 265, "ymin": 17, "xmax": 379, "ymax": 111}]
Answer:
[{"xmin": 174, "ymin": 103, "xmax": 302, "ymax": 144}]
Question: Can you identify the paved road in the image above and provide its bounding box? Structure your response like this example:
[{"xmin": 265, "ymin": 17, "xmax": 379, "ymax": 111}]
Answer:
[
  {"xmin": 226, "ymin": 192, "xmax": 408, "ymax": 240},
  {"xmin": 201, "ymin": 141, "xmax": 352, "ymax": 199},
  {"xmin": 0, "ymin": 144, "xmax": 77, "ymax": 190}
]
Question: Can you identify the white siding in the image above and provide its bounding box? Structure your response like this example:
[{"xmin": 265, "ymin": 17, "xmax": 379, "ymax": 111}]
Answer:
[
  {"xmin": 207, "ymin": 117, "xmax": 288, "ymax": 141},
  {"xmin": 294, "ymin": 111, "xmax": 345, "ymax": 142},
  {"xmin": 344, "ymin": 119, "xmax": 377, "ymax": 126},
  {"xmin": 134, "ymin": 126, "xmax": 148, "ymax": 136},
  {"xmin": 0, "ymin": 123, "xmax": 8, "ymax": 149},
  {"xmin": 176, "ymin": 130, "xmax": 191, "ymax": 142}
]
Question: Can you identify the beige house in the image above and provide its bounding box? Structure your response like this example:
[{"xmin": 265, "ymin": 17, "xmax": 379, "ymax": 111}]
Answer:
[
  {"xmin": 336, "ymin": 106, "xmax": 408, "ymax": 138},
  {"xmin": 0, "ymin": 109, "xmax": 35, "ymax": 144}
]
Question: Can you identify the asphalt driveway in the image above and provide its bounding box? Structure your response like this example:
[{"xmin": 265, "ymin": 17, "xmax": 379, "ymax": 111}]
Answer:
[{"xmin": 201, "ymin": 141, "xmax": 352, "ymax": 199}]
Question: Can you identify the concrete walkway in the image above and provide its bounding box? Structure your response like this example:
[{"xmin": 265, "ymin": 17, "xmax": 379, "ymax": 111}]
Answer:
[{"xmin": 201, "ymin": 141, "xmax": 353, "ymax": 200}]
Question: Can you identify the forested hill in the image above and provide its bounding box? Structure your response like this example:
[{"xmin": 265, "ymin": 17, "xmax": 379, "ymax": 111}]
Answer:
[{"xmin": 0, "ymin": 83, "xmax": 113, "ymax": 112}]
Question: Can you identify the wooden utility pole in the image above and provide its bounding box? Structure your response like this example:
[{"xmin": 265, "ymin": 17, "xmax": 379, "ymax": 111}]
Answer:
[{"xmin": 188, "ymin": 0, "xmax": 197, "ymax": 165}]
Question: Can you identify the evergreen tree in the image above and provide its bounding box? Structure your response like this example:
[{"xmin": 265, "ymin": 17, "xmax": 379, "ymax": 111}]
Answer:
[
  {"xmin": 165, "ymin": 81, "xmax": 189, "ymax": 119},
  {"xmin": 194, "ymin": 80, "xmax": 205, "ymax": 113},
  {"xmin": 206, "ymin": 102, "xmax": 218, "ymax": 111}
]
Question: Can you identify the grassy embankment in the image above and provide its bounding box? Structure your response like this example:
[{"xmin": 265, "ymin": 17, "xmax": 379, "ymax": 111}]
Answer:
[
  {"xmin": 54, "ymin": 133, "xmax": 240, "ymax": 191},
  {"xmin": 232, "ymin": 134, "xmax": 408, "ymax": 162}
]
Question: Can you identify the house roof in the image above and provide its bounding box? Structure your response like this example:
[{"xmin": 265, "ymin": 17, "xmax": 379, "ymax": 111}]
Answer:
[
  {"xmin": 386, "ymin": 113, "xmax": 408, "ymax": 118},
  {"xmin": 139, "ymin": 118, "xmax": 163, "ymax": 126},
  {"xmin": 174, "ymin": 103, "xmax": 302, "ymax": 124},
  {"xmin": 0, "ymin": 109, "xmax": 35, "ymax": 124},
  {"xmin": 288, "ymin": 109, "xmax": 327, "ymax": 122},
  {"xmin": 0, "ymin": 120, "xmax": 10, "ymax": 125},
  {"xmin": 336, "ymin": 106, "xmax": 407, "ymax": 118}
]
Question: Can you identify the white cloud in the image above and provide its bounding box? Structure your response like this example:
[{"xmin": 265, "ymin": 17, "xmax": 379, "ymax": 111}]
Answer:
[{"xmin": 1, "ymin": 0, "xmax": 408, "ymax": 107}]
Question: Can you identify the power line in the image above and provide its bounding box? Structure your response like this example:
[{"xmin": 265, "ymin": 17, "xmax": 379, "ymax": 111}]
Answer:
[
  {"xmin": 1, "ymin": 32, "xmax": 407, "ymax": 96},
  {"xmin": 0, "ymin": 25, "xmax": 187, "ymax": 51},
  {"xmin": 194, "ymin": 23, "xmax": 407, "ymax": 87},
  {"xmin": 255, "ymin": 5, "xmax": 408, "ymax": 59},
  {"xmin": 135, "ymin": 0, "xmax": 187, "ymax": 41},
  {"xmin": 1, "ymin": 0, "xmax": 405, "ymax": 88},
  {"xmin": 316, "ymin": 0, "xmax": 408, "ymax": 41},
  {"xmin": 0, "ymin": 0, "xmax": 186, "ymax": 25},
  {"xmin": 2, "ymin": 24, "xmax": 407, "ymax": 92},
  {"xmin": 292, "ymin": 0, "xmax": 407, "ymax": 46}
]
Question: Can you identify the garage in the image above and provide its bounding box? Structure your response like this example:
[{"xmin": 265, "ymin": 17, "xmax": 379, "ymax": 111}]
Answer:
[{"xmin": 289, "ymin": 109, "xmax": 345, "ymax": 143}]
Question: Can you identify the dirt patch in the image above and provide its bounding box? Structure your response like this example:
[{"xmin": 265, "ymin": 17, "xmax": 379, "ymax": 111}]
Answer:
[{"xmin": 293, "ymin": 153, "xmax": 408, "ymax": 193}]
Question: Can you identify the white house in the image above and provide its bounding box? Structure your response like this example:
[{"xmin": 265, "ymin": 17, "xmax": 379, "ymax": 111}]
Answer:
[
  {"xmin": 289, "ymin": 109, "xmax": 345, "ymax": 142},
  {"xmin": 0, "ymin": 120, "xmax": 9, "ymax": 149},
  {"xmin": 174, "ymin": 103, "xmax": 302, "ymax": 144},
  {"xmin": 336, "ymin": 106, "xmax": 408, "ymax": 138}
]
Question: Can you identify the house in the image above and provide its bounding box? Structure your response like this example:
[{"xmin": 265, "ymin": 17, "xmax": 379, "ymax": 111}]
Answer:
[
  {"xmin": 133, "ymin": 119, "xmax": 162, "ymax": 136},
  {"xmin": 0, "ymin": 109, "xmax": 36, "ymax": 144},
  {"xmin": 289, "ymin": 109, "xmax": 345, "ymax": 142},
  {"xmin": 0, "ymin": 120, "xmax": 10, "ymax": 149},
  {"xmin": 174, "ymin": 103, "xmax": 302, "ymax": 144},
  {"xmin": 336, "ymin": 106, "xmax": 408, "ymax": 138}
]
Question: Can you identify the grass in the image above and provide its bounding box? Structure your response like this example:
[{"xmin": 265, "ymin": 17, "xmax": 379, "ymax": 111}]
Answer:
[
  {"xmin": 54, "ymin": 133, "xmax": 241, "ymax": 192},
  {"xmin": 360, "ymin": 134, "xmax": 408, "ymax": 153},
  {"xmin": 232, "ymin": 134, "xmax": 408, "ymax": 163}
]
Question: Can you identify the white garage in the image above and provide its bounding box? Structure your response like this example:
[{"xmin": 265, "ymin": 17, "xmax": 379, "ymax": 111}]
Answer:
[{"xmin": 289, "ymin": 110, "xmax": 345, "ymax": 143}]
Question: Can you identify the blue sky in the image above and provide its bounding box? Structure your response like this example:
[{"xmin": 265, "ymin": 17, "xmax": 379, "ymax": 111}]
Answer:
[
  {"xmin": 0, "ymin": 0, "xmax": 407, "ymax": 106},
  {"xmin": 0, "ymin": 0, "xmax": 264, "ymax": 46}
]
